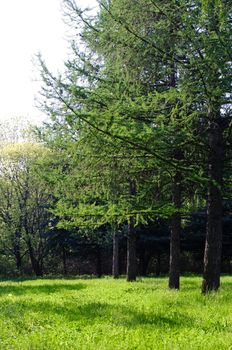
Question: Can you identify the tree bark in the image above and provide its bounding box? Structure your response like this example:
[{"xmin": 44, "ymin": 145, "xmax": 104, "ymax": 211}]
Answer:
[
  {"xmin": 14, "ymin": 249, "xmax": 22, "ymax": 271},
  {"xmin": 96, "ymin": 247, "xmax": 102, "ymax": 278},
  {"xmin": 202, "ymin": 110, "xmax": 224, "ymax": 293},
  {"xmin": 62, "ymin": 247, "xmax": 67, "ymax": 275},
  {"xmin": 12, "ymin": 230, "xmax": 22, "ymax": 271},
  {"xmin": 112, "ymin": 231, "xmax": 119, "ymax": 278},
  {"xmin": 169, "ymin": 171, "xmax": 181, "ymax": 289},
  {"xmin": 127, "ymin": 180, "xmax": 137, "ymax": 282},
  {"xmin": 156, "ymin": 252, "xmax": 161, "ymax": 277},
  {"xmin": 13, "ymin": 240, "xmax": 22, "ymax": 271},
  {"xmin": 127, "ymin": 216, "xmax": 137, "ymax": 281},
  {"xmin": 27, "ymin": 238, "xmax": 43, "ymax": 276},
  {"xmin": 139, "ymin": 248, "xmax": 150, "ymax": 276},
  {"xmin": 168, "ymin": 58, "xmax": 182, "ymax": 289}
]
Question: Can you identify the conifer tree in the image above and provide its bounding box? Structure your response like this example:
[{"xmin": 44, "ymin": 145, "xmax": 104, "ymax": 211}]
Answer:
[{"xmin": 37, "ymin": 0, "xmax": 231, "ymax": 290}]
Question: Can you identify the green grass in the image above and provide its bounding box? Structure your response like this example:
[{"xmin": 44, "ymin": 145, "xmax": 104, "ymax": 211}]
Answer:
[{"xmin": 0, "ymin": 276, "xmax": 232, "ymax": 349}]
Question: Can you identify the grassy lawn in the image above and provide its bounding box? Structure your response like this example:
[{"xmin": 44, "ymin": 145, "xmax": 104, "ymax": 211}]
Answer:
[{"xmin": 0, "ymin": 276, "xmax": 232, "ymax": 349}]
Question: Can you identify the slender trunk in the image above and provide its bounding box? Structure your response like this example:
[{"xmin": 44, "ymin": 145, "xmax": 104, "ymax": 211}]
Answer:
[
  {"xmin": 12, "ymin": 231, "xmax": 22, "ymax": 271},
  {"xmin": 127, "ymin": 216, "xmax": 137, "ymax": 281},
  {"xmin": 15, "ymin": 250, "xmax": 22, "ymax": 271},
  {"xmin": 156, "ymin": 252, "xmax": 161, "ymax": 277},
  {"xmin": 127, "ymin": 180, "xmax": 137, "ymax": 282},
  {"xmin": 169, "ymin": 171, "xmax": 181, "ymax": 289},
  {"xmin": 62, "ymin": 247, "xmax": 67, "ymax": 275},
  {"xmin": 202, "ymin": 110, "xmax": 224, "ymax": 293},
  {"xmin": 168, "ymin": 60, "xmax": 182, "ymax": 289},
  {"xmin": 13, "ymin": 243, "xmax": 22, "ymax": 271},
  {"xmin": 27, "ymin": 238, "xmax": 43, "ymax": 276},
  {"xmin": 139, "ymin": 249, "xmax": 150, "ymax": 276},
  {"xmin": 112, "ymin": 231, "xmax": 119, "ymax": 278},
  {"xmin": 96, "ymin": 247, "xmax": 102, "ymax": 278}
]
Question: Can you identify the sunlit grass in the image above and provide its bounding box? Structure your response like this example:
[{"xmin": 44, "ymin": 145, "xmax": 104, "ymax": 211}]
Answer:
[{"xmin": 0, "ymin": 276, "xmax": 232, "ymax": 349}]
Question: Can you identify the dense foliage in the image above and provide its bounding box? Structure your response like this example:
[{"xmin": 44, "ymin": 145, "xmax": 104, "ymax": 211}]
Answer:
[{"xmin": 0, "ymin": 1, "xmax": 231, "ymax": 293}]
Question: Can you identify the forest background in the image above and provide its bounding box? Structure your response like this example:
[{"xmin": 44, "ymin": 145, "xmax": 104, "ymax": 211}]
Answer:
[{"xmin": 0, "ymin": 0, "xmax": 231, "ymax": 294}]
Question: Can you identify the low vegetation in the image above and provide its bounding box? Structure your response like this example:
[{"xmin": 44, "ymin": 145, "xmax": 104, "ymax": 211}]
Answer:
[{"xmin": 1, "ymin": 276, "xmax": 232, "ymax": 349}]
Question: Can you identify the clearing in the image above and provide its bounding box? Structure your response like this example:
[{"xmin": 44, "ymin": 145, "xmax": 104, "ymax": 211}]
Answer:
[{"xmin": 0, "ymin": 276, "xmax": 232, "ymax": 349}]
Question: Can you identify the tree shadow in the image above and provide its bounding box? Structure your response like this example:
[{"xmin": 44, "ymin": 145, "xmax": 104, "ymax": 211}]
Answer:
[
  {"xmin": 2, "ymin": 291, "xmax": 231, "ymax": 333},
  {"xmin": 1, "ymin": 277, "xmax": 231, "ymax": 334},
  {"xmin": 1, "ymin": 296, "xmax": 196, "ymax": 331},
  {"xmin": 0, "ymin": 282, "xmax": 86, "ymax": 296},
  {"xmin": 113, "ymin": 309, "xmax": 194, "ymax": 329},
  {"xmin": 0, "ymin": 275, "xmax": 98, "ymax": 282}
]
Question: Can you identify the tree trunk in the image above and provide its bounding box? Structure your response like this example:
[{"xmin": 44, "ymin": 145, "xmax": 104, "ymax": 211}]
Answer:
[
  {"xmin": 127, "ymin": 180, "xmax": 137, "ymax": 282},
  {"xmin": 62, "ymin": 247, "xmax": 67, "ymax": 275},
  {"xmin": 27, "ymin": 238, "xmax": 43, "ymax": 276},
  {"xmin": 202, "ymin": 110, "xmax": 224, "ymax": 293},
  {"xmin": 96, "ymin": 247, "xmax": 102, "ymax": 278},
  {"xmin": 169, "ymin": 171, "xmax": 181, "ymax": 289},
  {"xmin": 12, "ymin": 231, "xmax": 22, "ymax": 271},
  {"xmin": 127, "ymin": 216, "xmax": 137, "ymax": 281},
  {"xmin": 156, "ymin": 252, "xmax": 161, "ymax": 277},
  {"xmin": 15, "ymin": 250, "xmax": 22, "ymax": 271},
  {"xmin": 139, "ymin": 248, "xmax": 150, "ymax": 276},
  {"xmin": 13, "ymin": 243, "xmax": 22, "ymax": 271},
  {"xmin": 112, "ymin": 231, "xmax": 119, "ymax": 278},
  {"xmin": 168, "ymin": 59, "xmax": 182, "ymax": 289}
]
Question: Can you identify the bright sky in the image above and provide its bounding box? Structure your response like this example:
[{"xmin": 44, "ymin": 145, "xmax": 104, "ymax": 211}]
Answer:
[{"xmin": 0, "ymin": 0, "xmax": 97, "ymax": 125}]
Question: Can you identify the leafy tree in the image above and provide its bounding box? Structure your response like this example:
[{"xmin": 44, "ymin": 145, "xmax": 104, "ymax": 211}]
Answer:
[{"xmin": 0, "ymin": 143, "xmax": 53, "ymax": 276}]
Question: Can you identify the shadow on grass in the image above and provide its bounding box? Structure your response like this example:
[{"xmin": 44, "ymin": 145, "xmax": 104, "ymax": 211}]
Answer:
[
  {"xmin": 1, "ymin": 280, "xmax": 230, "ymax": 332},
  {"xmin": 1, "ymin": 276, "xmax": 231, "ymax": 333},
  {"xmin": 0, "ymin": 282, "xmax": 86, "ymax": 296},
  {"xmin": 0, "ymin": 275, "xmax": 100, "ymax": 282},
  {"xmin": 1, "ymin": 295, "xmax": 195, "ymax": 331},
  {"xmin": 180, "ymin": 275, "xmax": 232, "ymax": 291}
]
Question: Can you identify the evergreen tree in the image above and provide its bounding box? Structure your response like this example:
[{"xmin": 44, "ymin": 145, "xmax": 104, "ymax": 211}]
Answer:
[{"xmin": 36, "ymin": 0, "xmax": 231, "ymax": 290}]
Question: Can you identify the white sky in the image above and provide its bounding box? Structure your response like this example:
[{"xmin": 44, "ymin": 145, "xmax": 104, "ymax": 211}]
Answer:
[{"xmin": 0, "ymin": 0, "xmax": 97, "ymax": 125}]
